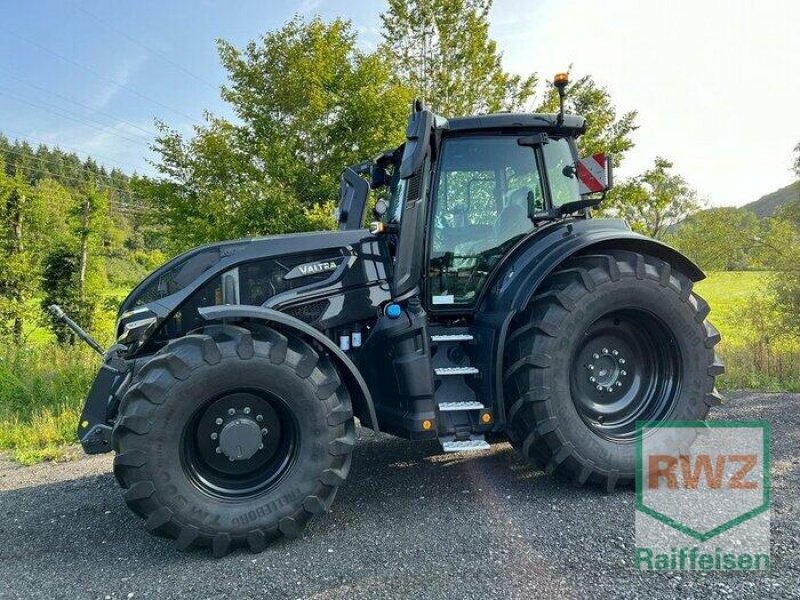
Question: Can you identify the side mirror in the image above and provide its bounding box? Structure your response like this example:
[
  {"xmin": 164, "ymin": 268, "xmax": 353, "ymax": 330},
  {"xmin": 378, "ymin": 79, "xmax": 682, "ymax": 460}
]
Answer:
[
  {"xmin": 374, "ymin": 198, "xmax": 389, "ymax": 219},
  {"xmin": 399, "ymin": 103, "xmax": 433, "ymax": 179},
  {"xmin": 370, "ymin": 166, "xmax": 389, "ymax": 189},
  {"xmin": 576, "ymin": 153, "xmax": 613, "ymax": 194}
]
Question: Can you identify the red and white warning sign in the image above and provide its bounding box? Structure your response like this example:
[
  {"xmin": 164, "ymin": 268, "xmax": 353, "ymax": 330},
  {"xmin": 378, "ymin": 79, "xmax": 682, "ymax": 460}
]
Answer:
[{"xmin": 577, "ymin": 153, "xmax": 610, "ymax": 194}]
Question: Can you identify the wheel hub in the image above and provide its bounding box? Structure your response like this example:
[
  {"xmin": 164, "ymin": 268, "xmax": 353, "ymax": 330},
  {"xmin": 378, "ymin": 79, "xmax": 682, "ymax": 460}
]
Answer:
[
  {"xmin": 585, "ymin": 347, "xmax": 628, "ymax": 392},
  {"xmin": 218, "ymin": 417, "xmax": 265, "ymax": 461},
  {"xmin": 570, "ymin": 309, "xmax": 681, "ymax": 442},
  {"xmin": 182, "ymin": 391, "xmax": 297, "ymax": 498}
]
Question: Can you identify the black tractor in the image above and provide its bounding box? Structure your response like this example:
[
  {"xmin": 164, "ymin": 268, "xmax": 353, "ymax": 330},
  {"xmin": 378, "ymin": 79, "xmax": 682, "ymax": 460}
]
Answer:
[{"xmin": 64, "ymin": 75, "xmax": 722, "ymax": 555}]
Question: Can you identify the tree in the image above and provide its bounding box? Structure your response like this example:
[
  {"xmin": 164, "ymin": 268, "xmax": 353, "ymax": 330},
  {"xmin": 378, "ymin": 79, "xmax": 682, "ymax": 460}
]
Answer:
[
  {"xmin": 141, "ymin": 17, "xmax": 413, "ymax": 254},
  {"xmin": 762, "ymin": 198, "xmax": 800, "ymax": 336},
  {"xmin": 0, "ymin": 160, "xmax": 50, "ymax": 342},
  {"xmin": 0, "ymin": 133, "xmax": 155, "ymax": 344},
  {"xmin": 667, "ymin": 207, "xmax": 762, "ymax": 271},
  {"xmin": 604, "ymin": 157, "xmax": 701, "ymax": 239},
  {"xmin": 794, "ymin": 141, "xmax": 800, "ymax": 178},
  {"xmin": 380, "ymin": 0, "xmax": 536, "ymax": 115},
  {"xmin": 40, "ymin": 185, "xmax": 111, "ymax": 342},
  {"xmin": 535, "ymin": 72, "xmax": 638, "ymax": 166}
]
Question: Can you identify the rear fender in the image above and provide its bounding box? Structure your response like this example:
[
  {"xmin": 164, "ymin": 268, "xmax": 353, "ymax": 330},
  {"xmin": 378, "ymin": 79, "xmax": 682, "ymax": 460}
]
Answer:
[
  {"xmin": 198, "ymin": 305, "xmax": 379, "ymax": 432},
  {"xmin": 481, "ymin": 219, "xmax": 704, "ymax": 316}
]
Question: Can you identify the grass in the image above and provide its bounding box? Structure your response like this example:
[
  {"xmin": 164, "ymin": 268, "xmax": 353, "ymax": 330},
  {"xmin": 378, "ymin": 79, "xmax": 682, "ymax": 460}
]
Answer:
[
  {"xmin": 0, "ymin": 343, "xmax": 98, "ymax": 464},
  {"xmin": 694, "ymin": 271, "xmax": 767, "ymax": 339},
  {"xmin": 0, "ymin": 270, "xmax": 796, "ymax": 465},
  {"xmin": 696, "ymin": 271, "xmax": 800, "ymax": 392}
]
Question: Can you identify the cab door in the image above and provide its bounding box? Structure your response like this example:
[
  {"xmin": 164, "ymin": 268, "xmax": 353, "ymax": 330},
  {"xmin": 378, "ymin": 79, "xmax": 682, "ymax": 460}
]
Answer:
[{"xmin": 425, "ymin": 135, "xmax": 547, "ymax": 311}]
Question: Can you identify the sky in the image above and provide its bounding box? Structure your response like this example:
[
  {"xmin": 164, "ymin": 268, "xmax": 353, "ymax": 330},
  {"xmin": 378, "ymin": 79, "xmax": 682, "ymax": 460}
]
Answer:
[{"xmin": 1, "ymin": 0, "xmax": 798, "ymax": 207}]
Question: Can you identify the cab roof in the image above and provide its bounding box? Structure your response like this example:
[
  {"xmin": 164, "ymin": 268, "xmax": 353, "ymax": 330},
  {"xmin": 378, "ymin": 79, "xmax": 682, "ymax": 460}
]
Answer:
[{"xmin": 441, "ymin": 112, "xmax": 586, "ymax": 135}]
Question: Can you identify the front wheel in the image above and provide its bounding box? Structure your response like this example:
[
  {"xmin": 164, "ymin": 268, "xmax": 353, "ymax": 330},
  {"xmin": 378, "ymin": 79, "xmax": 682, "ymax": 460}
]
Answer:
[
  {"xmin": 112, "ymin": 323, "xmax": 355, "ymax": 555},
  {"xmin": 503, "ymin": 251, "xmax": 723, "ymax": 490}
]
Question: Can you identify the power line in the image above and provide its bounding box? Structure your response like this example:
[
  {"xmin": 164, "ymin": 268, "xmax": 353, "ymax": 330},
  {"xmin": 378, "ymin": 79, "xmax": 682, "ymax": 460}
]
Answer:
[
  {"xmin": 73, "ymin": 3, "xmax": 219, "ymax": 93},
  {"xmin": 0, "ymin": 87, "xmax": 155, "ymax": 147},
  {"xmin": 0, "ymin": 68, "xmax": 161, "ymax": 139},
  {"xmin": 5, "ymin": 28, "xmax": 203, "ymax": 125},
  {"xmin": 2, "ymin": 148, "xmax": 147, "ymax": 199},
  {"xmin": 0, "ymin": 127, "xmax": 145, "ymax": 172}
]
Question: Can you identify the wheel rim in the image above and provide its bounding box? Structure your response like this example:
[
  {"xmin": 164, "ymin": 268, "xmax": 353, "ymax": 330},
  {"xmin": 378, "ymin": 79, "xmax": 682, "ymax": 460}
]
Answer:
[
  {"xmin": 570, "ymin": 308, "xmax": 681, "ymax": 442},
  {"xmin": 181, "ymin": 390, "xmax": 298, "ymax": 498}
]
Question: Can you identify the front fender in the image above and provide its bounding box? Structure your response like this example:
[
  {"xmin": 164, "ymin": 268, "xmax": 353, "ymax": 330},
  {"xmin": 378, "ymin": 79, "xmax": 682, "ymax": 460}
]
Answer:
[{"xmin": 198, "ymin": 305, "xmax": 379, "ymax": 432}]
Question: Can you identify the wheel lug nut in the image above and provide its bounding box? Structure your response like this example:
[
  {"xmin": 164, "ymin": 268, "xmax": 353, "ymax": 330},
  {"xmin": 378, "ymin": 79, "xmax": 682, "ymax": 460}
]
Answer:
[
  {"xmin": 228, "ymin": 408, "xmax": 235, "ymax": 416},
  {"xmin": 596, "ymin": 385, "xmax": 603, "ymax": 391},
  {"xmin": 587, "ymin": 364, "xmax": 595, "ymax": 371},
  {"xmin": 616, "ymin": 381, "xmax": 623, "ymax": 387},
  {"xmin": 612, "ymin": 349, "xmax": 619, "ymax": 356},
  {"xmin": 620, "ymin": 370, "xmax": 627, "ymax": 377},
  {"xmin": 262, "ymin": 428, "xmax": 269, "ymax": 436},
  {"xmin": 210, "ymin": 432, "xmax": 218, "ymax": 440},
  {"xmin": 215, "ymin": 417, "xmax": 223, "ymax": 425},
  {"xmin": 589, "ymin": 376, "xmax": 596, "ymax": 383},
  {"xmin": 619, "ymin": 358, "xmax": 626, "ymax": 365},
  {"xmin": 228, "ymin": 457, "xmax": 235, "ymax": 462},
  {"xmin": 215, "ymin": 447, "xmax": 222, "ymax": 454},
  {"xmin": 602, "ymin": 348, "xmax": 609, "ymax": 354},
  {"xmin": 258, "ymin": 444, "xmax": 264, "ymax": 450},
  {"xmin": 592, "ymin": 353, "xmax": 600, "ymax": 360},
  {"xmin": 243, "ymin": 407, "xmax": 251, "ymax": 415},
  {"xmin": 256, "ymin": 414, "xmax": 263, "ymax": 422}
]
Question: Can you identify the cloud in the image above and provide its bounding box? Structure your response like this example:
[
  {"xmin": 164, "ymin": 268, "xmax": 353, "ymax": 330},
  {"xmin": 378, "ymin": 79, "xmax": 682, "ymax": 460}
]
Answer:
[
  {"xmin": 31, "ymin": 120, "xmax": 156, "ymax": 175},
  {"xmin": 91, "ymin": 53, "xmax": 148, "ymax": 110},
  {"xmin": 297, "ymin": 0, "xmax": 323, "ymax": 15}
]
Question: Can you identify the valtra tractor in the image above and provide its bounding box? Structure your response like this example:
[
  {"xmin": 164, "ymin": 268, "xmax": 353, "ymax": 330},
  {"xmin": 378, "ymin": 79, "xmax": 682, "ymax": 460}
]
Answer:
[{"xmin": 55, "ymin": 74, "xmax": 723, "ymax": 555}]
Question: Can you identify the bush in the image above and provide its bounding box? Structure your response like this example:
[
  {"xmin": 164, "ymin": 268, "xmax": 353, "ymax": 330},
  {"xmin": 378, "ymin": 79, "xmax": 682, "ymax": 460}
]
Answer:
[
  {"xmin": 695, "ymin": 272, "xmax": 800, "ymax": 392},
  {"xmin": 0, "ymin": 343, "xmax": 98, "ymax": 463}
]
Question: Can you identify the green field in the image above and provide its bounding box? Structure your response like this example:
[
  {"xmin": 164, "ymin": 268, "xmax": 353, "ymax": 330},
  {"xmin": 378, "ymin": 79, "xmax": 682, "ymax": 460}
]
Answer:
[
  {"xmin": 0, "ymin": 271, "xmax": 796, "ymax": 464},
  {"xmin": 697, "ymin": 271, "xmax": 799, "ymax": 391},
  {"xmin": 695, "ymin": 271, "xmax": 766, "ymax": 344}
]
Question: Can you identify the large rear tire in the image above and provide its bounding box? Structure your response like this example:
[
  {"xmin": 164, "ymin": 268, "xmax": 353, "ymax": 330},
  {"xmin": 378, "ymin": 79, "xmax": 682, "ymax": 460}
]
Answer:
[
  {"xmin": 503, "ymin": 251, "xmax": 723, "ymax": 490},
  {"xmin": 112, "ymin": 323, "xmax": 355, "ymax": 556}
]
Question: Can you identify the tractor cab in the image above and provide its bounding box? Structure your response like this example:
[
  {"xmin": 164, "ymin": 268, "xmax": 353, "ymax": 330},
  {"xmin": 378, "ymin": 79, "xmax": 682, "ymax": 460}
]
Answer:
[
  {"xmin": 332, "ymin": 76, "xmax": 621, "ymax": 447},
  {"xmin": 338, "ymin": 79, "xmax": 612, "ymax": 316}
]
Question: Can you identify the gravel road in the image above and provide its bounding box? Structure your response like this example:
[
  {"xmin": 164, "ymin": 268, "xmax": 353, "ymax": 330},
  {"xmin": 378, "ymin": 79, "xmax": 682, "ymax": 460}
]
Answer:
[{"xmin": 0, "ymin": 392, "xmax": 797, "ymax": 600}]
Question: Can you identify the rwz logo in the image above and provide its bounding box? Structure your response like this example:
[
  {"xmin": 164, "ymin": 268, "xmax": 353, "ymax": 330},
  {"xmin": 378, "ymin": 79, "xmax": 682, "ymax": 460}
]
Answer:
[{"xmin": 648, "ymin": 453, "xmax": 759, "ymax": 490}]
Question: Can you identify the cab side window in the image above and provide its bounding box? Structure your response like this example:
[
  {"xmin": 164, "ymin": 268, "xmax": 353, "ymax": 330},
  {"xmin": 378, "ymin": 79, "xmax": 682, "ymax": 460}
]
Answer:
[{"xmin": 543, "ymin": 138, "xmax": 581, "ymax": 207}]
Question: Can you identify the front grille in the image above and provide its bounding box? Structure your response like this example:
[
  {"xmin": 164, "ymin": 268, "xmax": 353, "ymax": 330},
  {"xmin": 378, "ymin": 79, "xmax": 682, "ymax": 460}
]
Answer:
[{"xmin": 283, "ymin": 299, "xmax": 330, "ymax": 324}]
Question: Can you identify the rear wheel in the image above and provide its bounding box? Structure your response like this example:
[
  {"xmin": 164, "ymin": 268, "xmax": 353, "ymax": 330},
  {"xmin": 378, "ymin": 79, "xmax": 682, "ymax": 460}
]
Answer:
[
  {"xmin": 112, "ymin": 323, "xmax": 355, "ymax": 555},
  {"xmin": 503, "ymin": 251, "xmax": 723, "ymax": 490}
]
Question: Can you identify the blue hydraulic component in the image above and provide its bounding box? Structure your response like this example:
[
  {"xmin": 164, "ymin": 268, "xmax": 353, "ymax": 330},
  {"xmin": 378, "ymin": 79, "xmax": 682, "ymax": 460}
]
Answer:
[{"xmin": 385, "ymin": 303, "xmax": 402, "ymax": 319}]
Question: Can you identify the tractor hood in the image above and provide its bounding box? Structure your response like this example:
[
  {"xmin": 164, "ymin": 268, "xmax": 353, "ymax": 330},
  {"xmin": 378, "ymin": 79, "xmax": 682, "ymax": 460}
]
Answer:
[{"xmin": 116, "ymin": 229, "xmax": 387, "ymax": 343}]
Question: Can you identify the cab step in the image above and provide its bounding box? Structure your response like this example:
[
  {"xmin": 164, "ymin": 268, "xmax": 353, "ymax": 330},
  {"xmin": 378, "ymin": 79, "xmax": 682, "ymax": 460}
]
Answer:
[
  {"xmin": 440, "ymin": 436, "xmax": 490, "ymax": 452},
  {"xmin": 434, "ymin": 366, "xmax": 479, "ymax": 376},
  {"xmin": 430, "ymin": 333, "xmax": 474, "ymax": 342},
  {"xmin": 437, "ymin": 401, "xmax": 484, "ymax": 411}
]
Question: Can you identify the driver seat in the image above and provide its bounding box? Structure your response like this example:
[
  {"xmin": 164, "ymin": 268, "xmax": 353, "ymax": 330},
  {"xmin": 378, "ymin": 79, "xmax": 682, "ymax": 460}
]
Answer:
[{"xmin": 495, "ymin": 187, "xmax": 533, "ymax": 241}]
